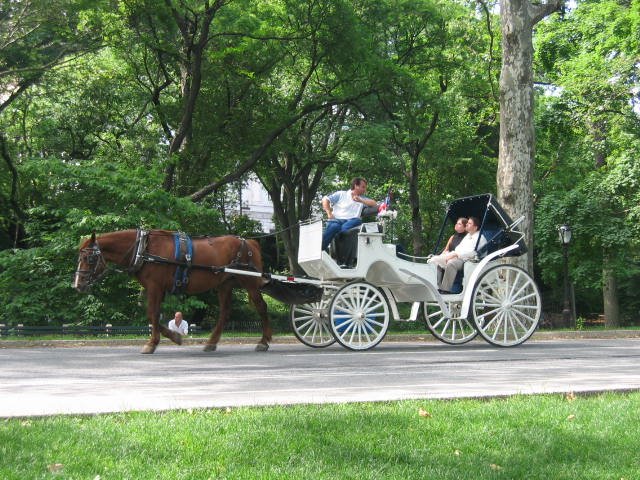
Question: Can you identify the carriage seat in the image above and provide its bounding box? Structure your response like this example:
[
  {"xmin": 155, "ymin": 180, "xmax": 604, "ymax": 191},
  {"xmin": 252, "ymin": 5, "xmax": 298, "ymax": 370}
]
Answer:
[
  {"xmin": 477, "ymin": 226, "xmax": 504, "ymax": 258},
  {"xmin": 449, "ymin": 270, "xmax": 464, "ymax": 294},
  {"xmin": 332, "ymin": 227, "xmax": 360, "ymax": 268}
]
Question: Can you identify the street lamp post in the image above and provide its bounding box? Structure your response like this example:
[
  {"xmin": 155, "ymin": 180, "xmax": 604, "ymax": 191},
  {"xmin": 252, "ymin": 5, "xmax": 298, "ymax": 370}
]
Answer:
[{"xmin": 557, "ymin": 224, "xmax": 573, "ymax": 328}]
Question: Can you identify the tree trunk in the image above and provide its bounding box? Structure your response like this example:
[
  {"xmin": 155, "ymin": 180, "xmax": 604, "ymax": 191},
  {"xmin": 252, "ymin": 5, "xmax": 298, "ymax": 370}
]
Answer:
[
  {"xmin": 497, "ymin": 0, "xmax": 563, "ymax": 273},
  {"xmin": 162, "ymin": 4, "xmax": 219, "ymax": 191},
  {"xmin": 0, "ymin": 134, "xmax": 26, "ymax": 247},
  {"xmin": 260, "ymin": 150, "xmax": 327, "ymax": 276},
  {"xmin": 602, "ymin": 250, "xmax": 620, "ymax": 327},
  {"xmin": 402, "ymin": 113, "xmax": 438, "ymax": 256},
  {"xmin": 408, "ymin": 153, "xmax": 423, "ymax": 255}
]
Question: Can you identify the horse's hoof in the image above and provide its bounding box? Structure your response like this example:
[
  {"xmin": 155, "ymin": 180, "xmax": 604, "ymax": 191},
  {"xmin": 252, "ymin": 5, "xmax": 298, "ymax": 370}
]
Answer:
[
  {"xmin": 203, "ymin": 344, "xmax": 217, "ymax": 352},
  {"xmin": 173, "ymin": 334, "xmax": 183, "ymax": 346},
  {"xmin": 255, "ymin": 343, "xmax": 269, "ymax": 352},
  {"xmin": 141, "ymin": 344, "xmax": 157, "ymax": 354}
]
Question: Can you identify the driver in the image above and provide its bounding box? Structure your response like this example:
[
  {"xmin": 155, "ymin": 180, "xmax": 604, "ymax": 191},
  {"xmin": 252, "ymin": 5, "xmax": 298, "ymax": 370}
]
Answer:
[{"xmin": 321, "ymin": 177, "xmax": 378, "ymax": 251}]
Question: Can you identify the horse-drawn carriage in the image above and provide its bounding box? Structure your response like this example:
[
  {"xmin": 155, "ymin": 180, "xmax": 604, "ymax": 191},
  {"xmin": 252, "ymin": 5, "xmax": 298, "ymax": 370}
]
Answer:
[
  {"xmin": 75, "ymin": 193, "xmax": 541, "ymax": 354},
  {"xmin": 286, "ymin": 193, "xmax": 541, "ymax": 350}
]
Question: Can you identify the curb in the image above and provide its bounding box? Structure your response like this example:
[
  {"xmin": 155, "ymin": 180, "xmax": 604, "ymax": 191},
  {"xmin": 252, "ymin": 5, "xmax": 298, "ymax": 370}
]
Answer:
[{"xmin": 1, "ymin": 330, "xmax": 639, "ymax": 349}]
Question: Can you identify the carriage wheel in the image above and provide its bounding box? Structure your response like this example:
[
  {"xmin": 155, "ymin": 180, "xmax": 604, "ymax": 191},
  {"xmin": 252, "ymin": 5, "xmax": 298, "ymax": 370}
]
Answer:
[
  {"xmin": 470, "ymin": 265, "xmax": 541, "ymax": 347},
  {"xmin": 422, "ymin": 301, "xmax": 478, "ymax": 345},
  {"xmin": 289, "ymin": 289, "xmax": 336, "ymax": 348},
  {"xmin": 329, "ymin": 281, "xmax": 390, "ymax": 351}
]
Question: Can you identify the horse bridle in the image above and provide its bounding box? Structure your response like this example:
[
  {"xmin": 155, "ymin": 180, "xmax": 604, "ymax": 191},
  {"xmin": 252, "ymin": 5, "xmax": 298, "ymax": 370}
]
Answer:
[
  {"xmin": 75, "ymin": 242, "xmax": 108, "ymax": 289},
  {"xmin": 75, "ymin": 230, "xmax": 148, "ymax": 291}
]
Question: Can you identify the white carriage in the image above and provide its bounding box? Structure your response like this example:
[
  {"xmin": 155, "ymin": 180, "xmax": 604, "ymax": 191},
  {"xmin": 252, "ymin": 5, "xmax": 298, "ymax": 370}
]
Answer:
[{"xmin": 288, "ymin": 194, "xmax": 542, "ymax": 350}]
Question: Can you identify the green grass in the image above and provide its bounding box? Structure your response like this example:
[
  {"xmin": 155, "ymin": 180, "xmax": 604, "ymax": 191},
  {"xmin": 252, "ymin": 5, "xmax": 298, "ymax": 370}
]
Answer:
[{"xmin": 2, "ymin": 392, "xmax": 639, "ymax": 479}]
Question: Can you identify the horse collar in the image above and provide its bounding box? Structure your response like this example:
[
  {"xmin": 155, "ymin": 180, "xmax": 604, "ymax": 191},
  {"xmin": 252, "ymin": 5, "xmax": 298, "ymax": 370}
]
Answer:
[
  {"xmin": 232, "ymin": 238, "xmax": 255, "ymax": 270},
  {"xmin": 128, "ymin": 229, "xmax": 149, "ymax": 273}
]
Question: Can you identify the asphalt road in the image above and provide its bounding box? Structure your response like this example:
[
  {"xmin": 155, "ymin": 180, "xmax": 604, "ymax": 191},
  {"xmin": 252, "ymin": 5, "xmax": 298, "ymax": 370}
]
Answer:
[{"xmin": 2, "ymin": 338, "xmax": 640, "ymax": 417}]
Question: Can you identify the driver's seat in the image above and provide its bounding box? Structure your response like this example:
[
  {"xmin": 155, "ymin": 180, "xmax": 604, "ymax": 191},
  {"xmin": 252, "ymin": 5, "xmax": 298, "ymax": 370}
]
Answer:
[{"xmin": 331, "ymin": 205, "xmax": 379, "ymax": 268}]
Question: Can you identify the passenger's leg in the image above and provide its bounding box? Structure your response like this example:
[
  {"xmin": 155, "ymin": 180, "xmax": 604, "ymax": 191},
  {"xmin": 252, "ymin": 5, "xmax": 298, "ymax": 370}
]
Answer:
[
  {"xmin": 428, "ymin": 255, "xmax": 447, "ymax": 268},
  {"xmin": 440, "ymin": 258, "xmax": 464, "ymax": 292}
]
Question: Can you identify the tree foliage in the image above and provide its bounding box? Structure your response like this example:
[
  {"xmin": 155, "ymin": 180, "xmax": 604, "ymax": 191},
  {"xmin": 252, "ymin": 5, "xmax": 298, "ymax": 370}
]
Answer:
[
  {"xmin": 1, "ymin": 0, "xmax": 636, "ymax": 326},
  {"xmin": 534, "ymin": 0, "xmax": 640, "ymax": 322}
]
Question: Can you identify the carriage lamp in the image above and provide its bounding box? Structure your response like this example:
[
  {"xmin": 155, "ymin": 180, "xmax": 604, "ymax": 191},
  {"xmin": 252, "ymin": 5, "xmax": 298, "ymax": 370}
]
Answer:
[
  {"xmin": 558, "ymin": 224, "xmax": 572, "ymax": 245},
  {"xmin": 557, "ymin": 224, "xmax": 574, "ymax": 328}
]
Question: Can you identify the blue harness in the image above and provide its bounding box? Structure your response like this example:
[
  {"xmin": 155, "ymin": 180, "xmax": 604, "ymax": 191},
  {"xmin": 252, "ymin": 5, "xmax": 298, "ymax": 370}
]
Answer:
[{"xmin": 171, "ymin": 232, "xmax": 193, "ymax": 294}]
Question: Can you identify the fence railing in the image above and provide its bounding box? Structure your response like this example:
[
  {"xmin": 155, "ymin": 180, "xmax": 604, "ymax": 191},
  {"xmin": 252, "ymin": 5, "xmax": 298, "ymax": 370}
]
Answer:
[{"xmin": 0, "ymin": 323, "xmax": 203, "ymax": 337}]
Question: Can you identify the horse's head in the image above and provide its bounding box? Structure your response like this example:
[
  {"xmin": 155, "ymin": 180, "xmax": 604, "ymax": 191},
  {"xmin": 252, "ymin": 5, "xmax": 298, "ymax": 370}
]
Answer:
[{"xmin": 74, "ymin": 233, "xmax": 107, "ymax": 293}]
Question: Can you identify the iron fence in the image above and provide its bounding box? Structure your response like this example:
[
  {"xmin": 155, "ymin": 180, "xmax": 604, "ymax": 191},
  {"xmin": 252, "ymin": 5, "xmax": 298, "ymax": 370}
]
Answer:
[{"xmin": 0, "ymin": 323, "xmax": 203, "ymax": 337}]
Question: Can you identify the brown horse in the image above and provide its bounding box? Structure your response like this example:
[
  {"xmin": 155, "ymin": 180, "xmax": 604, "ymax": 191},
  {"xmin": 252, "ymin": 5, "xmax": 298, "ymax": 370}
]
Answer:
[{"xmin": 74, "ymin": 229, "xmax": 272, "ymax": 354}]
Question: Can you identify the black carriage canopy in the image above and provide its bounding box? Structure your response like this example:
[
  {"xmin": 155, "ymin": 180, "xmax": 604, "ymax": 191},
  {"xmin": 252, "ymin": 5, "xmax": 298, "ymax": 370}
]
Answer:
[{"xmin": 433, "ymin": 193, "xmax": 527, "ymax": 257}]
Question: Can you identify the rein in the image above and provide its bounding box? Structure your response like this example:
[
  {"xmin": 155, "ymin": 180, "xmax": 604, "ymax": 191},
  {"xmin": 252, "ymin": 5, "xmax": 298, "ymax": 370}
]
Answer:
[
  {"xmin": 118, "ymin": 231, "xmax": 256, "ymax": 274},
  {"xmin": 137, "ymin": 246, "xmax": 255, "ymax": 273}
]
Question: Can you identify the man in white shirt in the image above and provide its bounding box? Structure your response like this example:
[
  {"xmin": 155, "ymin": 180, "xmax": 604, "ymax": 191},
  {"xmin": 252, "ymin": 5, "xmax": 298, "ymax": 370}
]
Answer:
[
  {"xmin": 434, "ymin": 216, "xmax": 486, "ymax": 294},
  {"xmin": 321, "ymin": 177, "xmax": 378, "ymax": 251},
  {"xmin": 168, "ymin": 311, "xmax": 189, "ymax": 335}
]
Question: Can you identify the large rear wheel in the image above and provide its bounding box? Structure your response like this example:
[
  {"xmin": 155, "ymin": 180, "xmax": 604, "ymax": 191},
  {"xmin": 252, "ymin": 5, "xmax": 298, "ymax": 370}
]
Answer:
[
  {"xmin": 471, "ymin": 265, "xmax": 541, "ymax": 347},
  {"xmin": 329, "ymin": 281, "xmax": 390, "ymax": 351},
  {"xmin": 422, "ymin": 300, "xmax": 477, "ymax": 345}
]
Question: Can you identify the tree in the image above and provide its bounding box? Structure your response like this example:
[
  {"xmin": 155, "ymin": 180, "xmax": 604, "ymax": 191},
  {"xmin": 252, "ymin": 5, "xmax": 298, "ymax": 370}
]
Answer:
[
  {"xmin": 497, "ymin": 0, "xmax": 563, "ymax": 272},
  {"xmin": 534, "ymin": 0, "xmax": 640, "ymax": 325},
  {"xmin": 0, "ymin": 0, "xmax": 104, "ymax": 247},
  {"xmin": 372, "ymin": 0, "xmax": 448, "ymax": 255}
]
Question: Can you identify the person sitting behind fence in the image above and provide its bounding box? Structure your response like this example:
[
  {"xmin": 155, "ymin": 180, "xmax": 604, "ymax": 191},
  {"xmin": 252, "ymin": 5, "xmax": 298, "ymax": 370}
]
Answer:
[
  {"xmin": 429, "ymin": 216, "xmax": 486, "ymax": 294},
  {"xmin": 321, "ymin": 177, "xmax": 378, "ymax": 252},
  {"xmin": 168, "ymin": 311, "xmax": 189, "ymax": 335}
]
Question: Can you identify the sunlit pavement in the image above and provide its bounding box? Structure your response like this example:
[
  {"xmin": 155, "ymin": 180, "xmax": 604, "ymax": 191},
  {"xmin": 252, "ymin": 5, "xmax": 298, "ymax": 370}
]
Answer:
[{"xmin": 1, "ymin": 336, "xmax": 639, "ymax": 417}]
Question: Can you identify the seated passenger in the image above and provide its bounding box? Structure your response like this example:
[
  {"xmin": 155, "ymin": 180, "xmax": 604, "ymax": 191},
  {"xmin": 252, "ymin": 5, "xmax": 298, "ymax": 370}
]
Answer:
[
  {"xmin": 321, "ymin": 177, "xmax": 378, "ymax": 252},
  {"xmin": 428, "ymin": 217, "xmax": 468, "ymax": 284},
  {"xmin": 429, "ymin": 216, "xmax": 486, "ymax": 294}
]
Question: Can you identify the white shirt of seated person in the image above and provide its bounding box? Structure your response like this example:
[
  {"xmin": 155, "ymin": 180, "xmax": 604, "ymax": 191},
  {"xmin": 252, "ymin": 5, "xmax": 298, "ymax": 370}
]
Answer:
[
  {"xmin": 168, "ymin": 312, "xmax": 189, "ymax": 335},
  {"xmin": 429, "ymin": 218, "xmax": 486, "ymax": 266},
  {"xmin": 324, "ymin": 190, "xmax": 367, "ymax": 219}
]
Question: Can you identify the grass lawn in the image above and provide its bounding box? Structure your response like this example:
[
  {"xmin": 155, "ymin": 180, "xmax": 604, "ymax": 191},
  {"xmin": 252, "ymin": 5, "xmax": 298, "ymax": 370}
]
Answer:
[{"xmin": 2, "ymin": 392, "xmax": 639, "ymax": 479}]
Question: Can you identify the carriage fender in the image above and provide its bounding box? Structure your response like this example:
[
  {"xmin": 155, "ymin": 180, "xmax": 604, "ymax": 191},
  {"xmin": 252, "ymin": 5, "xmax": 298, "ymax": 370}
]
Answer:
[
  {"xmin": 365, "ymin": 260, "xmax": 405, "ymax": 286},
  {"xmin": 398, "ymin": 268, "xmax": 454, "ymax": 319},
  {"xmin": 459, "ymin": 243, "xmax": 520, "ymax": 318}
]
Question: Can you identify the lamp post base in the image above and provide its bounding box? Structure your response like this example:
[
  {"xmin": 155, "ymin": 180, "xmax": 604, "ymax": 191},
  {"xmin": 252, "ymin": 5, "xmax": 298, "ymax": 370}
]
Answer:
[{"xmin": 562, "ymin": 307, "xmax": 572, "ymax": 329}]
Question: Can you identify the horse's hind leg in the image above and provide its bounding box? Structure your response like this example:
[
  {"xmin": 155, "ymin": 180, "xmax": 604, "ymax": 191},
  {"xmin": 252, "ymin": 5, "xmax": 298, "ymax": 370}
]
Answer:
[
  {"xmin": 204, "ymin": 283, "xmax": 232, "ymax": 352},
  {"xmin": 247, "ymin": 284, "xmax": 272, "ymax": 352}
]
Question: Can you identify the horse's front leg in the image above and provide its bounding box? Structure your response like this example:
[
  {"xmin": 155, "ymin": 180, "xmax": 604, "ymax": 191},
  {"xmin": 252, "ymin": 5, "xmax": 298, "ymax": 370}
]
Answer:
[
  {"xmin": 204, "ymin": 283, "xmax": 234, "ymax": 352},
  {"xmin": 141, "ymin": 287, "xmax": 166, "ymax": 354},
  {"xmin": 247, "ymin": 284, "xmax": 271, "ymax": 352}
]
